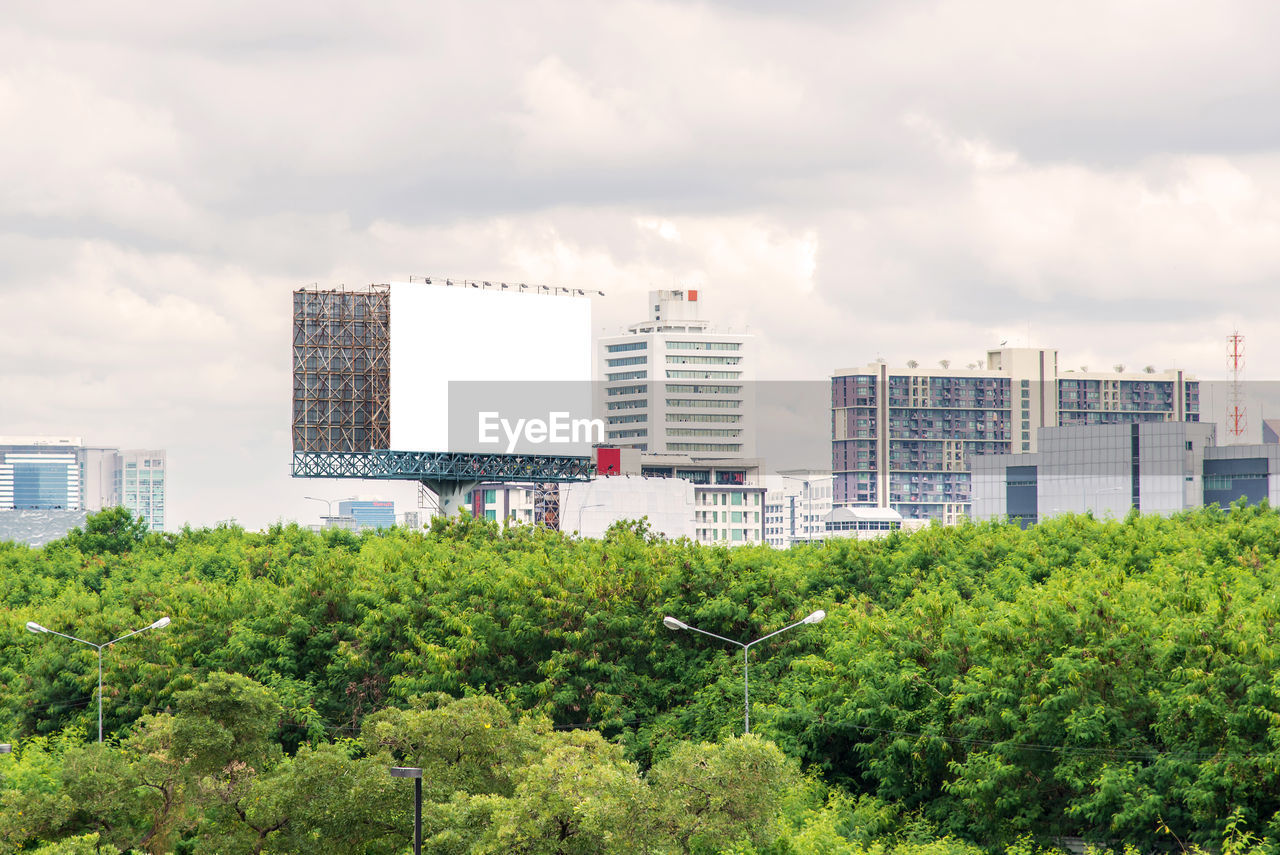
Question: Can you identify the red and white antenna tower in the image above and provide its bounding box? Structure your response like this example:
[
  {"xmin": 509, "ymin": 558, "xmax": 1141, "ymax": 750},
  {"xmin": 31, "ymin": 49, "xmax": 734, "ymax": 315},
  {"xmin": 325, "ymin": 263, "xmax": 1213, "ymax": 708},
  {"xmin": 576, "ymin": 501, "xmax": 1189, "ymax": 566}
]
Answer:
[{"xmin": 1227, "ymin": 330, "xmax": 1246, "ymax": 438}]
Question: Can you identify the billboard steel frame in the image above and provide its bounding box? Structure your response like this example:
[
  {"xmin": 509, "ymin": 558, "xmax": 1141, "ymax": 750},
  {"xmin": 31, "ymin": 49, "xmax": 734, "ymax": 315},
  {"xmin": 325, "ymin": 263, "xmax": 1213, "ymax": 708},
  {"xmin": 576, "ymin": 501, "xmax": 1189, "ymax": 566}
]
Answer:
[{"xmin": 291, "ymin": 450, "xmax": 593, "ymax": 483}]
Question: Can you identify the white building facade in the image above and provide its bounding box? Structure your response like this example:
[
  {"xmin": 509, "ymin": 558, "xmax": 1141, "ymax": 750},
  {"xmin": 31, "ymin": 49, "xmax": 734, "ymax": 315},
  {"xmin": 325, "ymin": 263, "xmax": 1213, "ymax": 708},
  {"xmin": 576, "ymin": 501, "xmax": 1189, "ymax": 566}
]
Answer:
[
  {"xmin": 118, "ymin": 450, "xmax": 166, "ymax": 532},
  {"xmin": 561, "ymin": 476, "xmax": 697, "ymax": 540},
  {"xmin": 597, "ymin": 290, "xmax": 755, "ymax": 458},
  {"xmin": 764, "ymin": 470, "xmax": 833, "ymax": 548}
]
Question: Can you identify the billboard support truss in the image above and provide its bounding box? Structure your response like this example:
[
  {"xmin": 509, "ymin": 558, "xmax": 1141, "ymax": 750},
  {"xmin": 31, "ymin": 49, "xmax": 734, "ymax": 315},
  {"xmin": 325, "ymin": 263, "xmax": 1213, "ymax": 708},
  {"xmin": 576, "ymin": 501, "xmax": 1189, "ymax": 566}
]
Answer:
[{"xmin": 291, "ymin": 450, "xmax": 593, "ymax": 482}]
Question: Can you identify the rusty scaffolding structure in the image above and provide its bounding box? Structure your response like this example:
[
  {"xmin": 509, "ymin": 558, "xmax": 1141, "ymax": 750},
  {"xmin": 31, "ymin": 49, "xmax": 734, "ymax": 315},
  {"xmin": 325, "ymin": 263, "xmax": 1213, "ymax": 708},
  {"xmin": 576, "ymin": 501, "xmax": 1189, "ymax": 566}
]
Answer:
[
  {"xmin": 292, "ymin": 286, "xmax": 391, "ymax": 453},
  {"xmin": 533, "ymin": 483, "xmax": 561, "ymax": 529}
]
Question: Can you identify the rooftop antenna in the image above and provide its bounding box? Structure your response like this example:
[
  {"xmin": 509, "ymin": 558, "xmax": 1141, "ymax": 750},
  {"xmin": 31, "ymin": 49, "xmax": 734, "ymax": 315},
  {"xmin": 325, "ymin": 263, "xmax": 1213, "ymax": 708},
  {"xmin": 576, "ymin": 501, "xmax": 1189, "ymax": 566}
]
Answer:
[{"xmin": 1228, "ymin": 329, "xmax": 1247, "ymax": 440}]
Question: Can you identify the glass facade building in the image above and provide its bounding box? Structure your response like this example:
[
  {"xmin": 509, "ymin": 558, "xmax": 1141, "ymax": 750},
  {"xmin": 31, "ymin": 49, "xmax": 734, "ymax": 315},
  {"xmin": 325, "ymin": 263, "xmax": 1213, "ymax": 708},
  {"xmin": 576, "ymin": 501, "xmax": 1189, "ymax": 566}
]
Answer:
[
  {"xmin": 971, "ymin": 422, "xmax": 1280, "ymax": 525},
  {"xmin": 119, "ymin": 450, "xmax": 166, "ymax": 532},
  {"xmin": 0, "ymin": 443, "xmax": 81, "ymax": 511},
  {"xmin": 338, "ymin": 499, "xmax": 396, "ymax": 530}
]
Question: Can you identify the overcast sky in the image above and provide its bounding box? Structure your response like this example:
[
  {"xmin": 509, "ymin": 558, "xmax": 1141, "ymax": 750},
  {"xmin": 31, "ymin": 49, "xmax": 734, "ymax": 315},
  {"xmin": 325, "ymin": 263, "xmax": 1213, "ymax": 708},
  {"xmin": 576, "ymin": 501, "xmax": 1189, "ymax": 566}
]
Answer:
[{"xmin": 3, "ymin": 0, "xmax": 1280, "ymax": 530}]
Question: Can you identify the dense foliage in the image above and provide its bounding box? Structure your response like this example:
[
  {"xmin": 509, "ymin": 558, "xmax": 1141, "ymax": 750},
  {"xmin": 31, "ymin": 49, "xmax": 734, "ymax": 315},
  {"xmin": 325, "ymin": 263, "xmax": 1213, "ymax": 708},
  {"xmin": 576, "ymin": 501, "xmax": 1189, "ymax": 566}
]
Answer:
[{"xmin": 2, "ymin": 505, "xmax": 1280, "ymax": 853}]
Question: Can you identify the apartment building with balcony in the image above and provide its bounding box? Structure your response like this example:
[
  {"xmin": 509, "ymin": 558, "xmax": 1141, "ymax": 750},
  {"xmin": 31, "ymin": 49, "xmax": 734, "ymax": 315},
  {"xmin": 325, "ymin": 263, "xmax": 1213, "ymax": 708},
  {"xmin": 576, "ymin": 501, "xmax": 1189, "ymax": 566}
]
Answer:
[{"xmin": 832, "ymin": 348, "xmax": 1197, "ymax": 523}]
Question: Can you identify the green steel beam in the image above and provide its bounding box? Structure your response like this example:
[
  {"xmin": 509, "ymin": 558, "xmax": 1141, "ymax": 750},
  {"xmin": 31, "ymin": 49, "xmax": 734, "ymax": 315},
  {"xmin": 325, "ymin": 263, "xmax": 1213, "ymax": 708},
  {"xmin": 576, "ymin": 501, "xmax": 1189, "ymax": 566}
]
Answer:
[{"xmin": 291, "ymin": 450, "xmax": 593, "ymax": 483}]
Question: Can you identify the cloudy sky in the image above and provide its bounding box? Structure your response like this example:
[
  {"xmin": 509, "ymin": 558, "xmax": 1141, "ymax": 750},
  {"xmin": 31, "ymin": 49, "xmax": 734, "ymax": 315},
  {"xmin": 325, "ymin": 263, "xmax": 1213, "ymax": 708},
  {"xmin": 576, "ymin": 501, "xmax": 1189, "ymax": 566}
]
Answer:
[{"xmin": 3, "ymin": 0, "xmax": 1280, "ymax": 530}]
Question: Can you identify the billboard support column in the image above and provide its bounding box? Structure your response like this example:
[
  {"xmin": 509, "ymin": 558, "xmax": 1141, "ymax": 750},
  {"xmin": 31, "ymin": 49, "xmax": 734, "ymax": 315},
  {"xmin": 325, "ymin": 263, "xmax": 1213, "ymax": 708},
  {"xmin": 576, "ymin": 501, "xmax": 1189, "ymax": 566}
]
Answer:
[{"xmin": 422, "ymin": 479, "xmax": 480, "ymax": 520}]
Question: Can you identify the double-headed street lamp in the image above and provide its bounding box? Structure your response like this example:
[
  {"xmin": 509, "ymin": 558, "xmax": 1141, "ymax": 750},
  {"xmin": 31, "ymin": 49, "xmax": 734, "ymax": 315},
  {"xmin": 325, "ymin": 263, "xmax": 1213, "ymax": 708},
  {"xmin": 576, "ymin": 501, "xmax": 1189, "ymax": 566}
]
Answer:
[
  {"xmin": 26, "ymin": 616, "xmax": 172, "ymax": 743},
  {"xmin": 663, "ymin": 609, "xmax": 825, "ymax": 734}
]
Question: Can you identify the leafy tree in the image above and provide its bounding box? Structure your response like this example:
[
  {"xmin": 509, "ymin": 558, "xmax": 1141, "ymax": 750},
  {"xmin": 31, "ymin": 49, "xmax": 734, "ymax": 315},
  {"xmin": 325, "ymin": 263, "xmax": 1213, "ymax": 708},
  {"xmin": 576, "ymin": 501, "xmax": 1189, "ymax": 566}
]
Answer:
[
  {"xmin": 63, "ymin": 507, "xmax": 149, "ymax": 556},
  {"xmin": 647, "ymin": 734, "xmax": 799, "ymax": 854},
  {"xmin": 477, "ymin": 729, "xmax": 647, "ymax": 855}
]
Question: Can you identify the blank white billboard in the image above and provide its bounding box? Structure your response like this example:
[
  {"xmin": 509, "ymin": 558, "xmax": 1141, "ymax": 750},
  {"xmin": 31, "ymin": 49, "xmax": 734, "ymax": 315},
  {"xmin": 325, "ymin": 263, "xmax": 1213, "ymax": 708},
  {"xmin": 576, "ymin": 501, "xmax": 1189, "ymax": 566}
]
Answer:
[{"xmin": 389, "ymin": 282, "xmax": 594, "ymax": 455}]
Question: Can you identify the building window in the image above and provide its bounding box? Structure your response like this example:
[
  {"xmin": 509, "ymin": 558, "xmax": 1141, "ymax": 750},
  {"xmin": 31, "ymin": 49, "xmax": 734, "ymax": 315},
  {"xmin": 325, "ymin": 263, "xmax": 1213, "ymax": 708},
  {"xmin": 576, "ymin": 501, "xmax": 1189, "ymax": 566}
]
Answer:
[{"xmin": 667, "ymin": 341, "xmax": 742, "ymax": 351}]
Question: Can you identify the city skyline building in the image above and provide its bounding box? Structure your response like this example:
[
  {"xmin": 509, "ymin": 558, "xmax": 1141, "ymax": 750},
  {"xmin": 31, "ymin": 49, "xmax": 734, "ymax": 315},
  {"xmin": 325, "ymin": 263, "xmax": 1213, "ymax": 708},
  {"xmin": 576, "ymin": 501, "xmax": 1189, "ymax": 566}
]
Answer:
[
  {"xmin": 119, "ymin": 450, "xmax": 166, "ymax": 533},
  {"xmin": 338, "ymin": 499, "xmax": 395, "ymax": 530},
  {"xmin": 596, "ymin": 289, "xmax": 756, "ymax": 457},
  {"xmin": 832, "ymin": 348, "xmax": 1198, "ymax": 522},
  {"xmin": 637, "ymin": 452, "xmax": 766, "ymax": 545},
  {"xmin": 0, "ymin": 436, "xmax": 82, "ymax": 511},
  {"xmin": 561, "ymin": 476, "xmax": 696, "ymax": 540},
  {"xmin": 466, "ymin": 449, "xmax": 766, "ymax": 545},
  {"xmin": 0, "ymin": 437, "xmax": 167, "ymax": 544}
]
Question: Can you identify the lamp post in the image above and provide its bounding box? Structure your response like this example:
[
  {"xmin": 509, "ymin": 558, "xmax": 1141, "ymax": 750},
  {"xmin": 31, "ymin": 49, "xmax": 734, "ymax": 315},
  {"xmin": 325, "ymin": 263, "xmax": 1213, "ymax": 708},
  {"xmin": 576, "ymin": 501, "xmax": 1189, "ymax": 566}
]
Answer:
[
  {"xmin": 26, "ymin": 617, "xmax": 171, "ymax": 742},
  {"xmin": 662, "ymin": 609, "xmax": 825, "ymax": 734},
  {"xmin": 390, "ymin": 766, "xmax": 423, "ymax": 855},
  {"xmin": 304, "ymin": 495, "xmax": 334, "ymax": 524},
  {"xmin": 576, "ymin": 503, "xmax": 605, "ymax": 534},
  {"xmin": 1089, "ymin": 484, "xmax": 1127, "ymax": 515}
]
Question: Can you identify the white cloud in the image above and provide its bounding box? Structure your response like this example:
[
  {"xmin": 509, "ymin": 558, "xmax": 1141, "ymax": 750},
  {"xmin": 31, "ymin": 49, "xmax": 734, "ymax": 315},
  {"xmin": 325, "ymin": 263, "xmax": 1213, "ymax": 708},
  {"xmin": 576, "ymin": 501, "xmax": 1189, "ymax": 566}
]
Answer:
[{"xmin": 3, "ymin": 0, "xmax": 1280, "ymax": 528}]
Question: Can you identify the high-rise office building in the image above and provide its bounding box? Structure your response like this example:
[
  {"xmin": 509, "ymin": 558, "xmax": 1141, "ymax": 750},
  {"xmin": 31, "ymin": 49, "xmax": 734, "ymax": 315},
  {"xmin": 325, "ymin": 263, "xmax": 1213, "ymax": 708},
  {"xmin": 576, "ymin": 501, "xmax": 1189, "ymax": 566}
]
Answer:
[
  {"xmin": 831, "ymin": 348, "xmax": 1197, "ymax": 523},
  {"xmin": 596, "ymin": 290, "xmax": 755, "ymax": 457},
  {"xmin": 0, "ymin": 437, "xmax": 83, "ymax": 510}
]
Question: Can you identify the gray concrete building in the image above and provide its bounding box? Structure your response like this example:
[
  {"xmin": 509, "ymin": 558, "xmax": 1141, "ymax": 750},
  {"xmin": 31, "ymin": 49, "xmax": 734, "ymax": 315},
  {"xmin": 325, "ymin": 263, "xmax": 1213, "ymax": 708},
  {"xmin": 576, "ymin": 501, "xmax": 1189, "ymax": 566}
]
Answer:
[{"xmin": 972, "ymin": 421, "xmax": 1280, "ymax": 526}]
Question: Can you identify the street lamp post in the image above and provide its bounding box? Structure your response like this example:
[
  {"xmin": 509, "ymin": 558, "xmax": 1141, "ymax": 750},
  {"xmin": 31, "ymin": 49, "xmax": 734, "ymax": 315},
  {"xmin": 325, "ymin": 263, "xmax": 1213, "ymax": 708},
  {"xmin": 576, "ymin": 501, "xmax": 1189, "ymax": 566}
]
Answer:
[
  {"xmin": 26, "ymin": 617, "xmax": 171, "ymax": 742},
  {"xmin": 662, "ymin": 609, "xmax": 825, "ymax": 734},
  {"xmin": 390, "ymin": 766, "xmax": 423, "ymax": 855},
  {"xmin": 304, "ymin": 495, "xmax": 334, "ymax": 524},
  {"xmin": 576, "ymin": 503, "xmax": 605, "ymax": 534}
]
